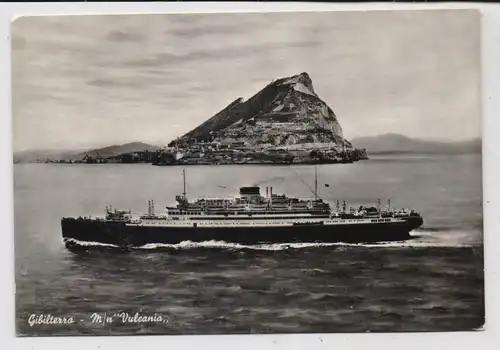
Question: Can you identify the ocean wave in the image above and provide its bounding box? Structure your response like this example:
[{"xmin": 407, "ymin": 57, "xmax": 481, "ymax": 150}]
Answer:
[
  {"xmin": 64, "ymin": 238, "xmax": 118, "ymax": 248},
  {"xmin": 411, "ymin": 228, "xmax": 482, "ymax": 247},
  {"xmin": 135, "ymin": 240, "xmax": 455, "ymax": 250},
  {"xmin": 137, "ymin": 240, "xmax": 356, "ymax": 251},
  {"xmin": 63, "ymin": 234, "xmax": 478, "ymax": 251},
  {"xmin": 413, "ymin": 227, "xmax": 459, "ymax": 233}
]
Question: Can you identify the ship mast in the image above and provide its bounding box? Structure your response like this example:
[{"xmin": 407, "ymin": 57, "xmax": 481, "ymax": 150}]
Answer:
[
  {"xmin": 182, "ymin": 168, "xmax": 187, "ymax": 199},
  {"xmin": 314, "ymin": 165, "xmax": 318, "ymax": 201}
]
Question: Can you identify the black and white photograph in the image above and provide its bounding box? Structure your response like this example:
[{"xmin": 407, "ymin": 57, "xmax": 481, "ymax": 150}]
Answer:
[{"xmin": 12, "ymin": 9, "xmax": 484, "ymax": 336}]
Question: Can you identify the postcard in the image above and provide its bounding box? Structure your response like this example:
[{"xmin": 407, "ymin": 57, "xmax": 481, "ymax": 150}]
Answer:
[{"xmin": 12, "ymin": 9, "xmax": 484, "ymax": 336}]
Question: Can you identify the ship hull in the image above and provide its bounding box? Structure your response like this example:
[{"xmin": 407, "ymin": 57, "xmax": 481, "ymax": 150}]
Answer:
[{"xmin": 61, "ymin": 217, "xmax": 423, "ymax": 250}]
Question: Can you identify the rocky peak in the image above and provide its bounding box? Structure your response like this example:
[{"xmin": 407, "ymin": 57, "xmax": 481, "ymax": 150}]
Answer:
[
  {"xmin": 275, "ymin": 72, "xmax": 316, "ymax": 96},
  {"xmin": 172, "ymin": 72, "xmax": 348, "ymax": 151}
]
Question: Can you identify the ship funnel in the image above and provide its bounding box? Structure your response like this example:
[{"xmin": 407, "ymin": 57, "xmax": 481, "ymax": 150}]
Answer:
[
  {"xmin": 270, "ymin": 187, "xmax": 273, "ymax": 197},
  {"xmin": 239, "ymin": 187, "xmax": 261, "ymax": 196},
  {"xmin": 266, "ymin": 187, "xmax": 269, "ymax": 198}
]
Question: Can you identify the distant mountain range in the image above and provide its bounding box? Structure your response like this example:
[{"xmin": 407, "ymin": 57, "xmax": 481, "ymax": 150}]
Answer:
[
  {"xmin": 351, "ymin": 134, "xmax": 481, "ymax": 155},
  {"xmin": 14, "ymin": 142, "xmax": 159, "ymax": 163},
  {"xmin": 14, "ymin": 134, "xmax": 481, "ymax": 164},
  {"xmin": 75, "ymin": 142, "xmax": 159, "ymax": 159}
]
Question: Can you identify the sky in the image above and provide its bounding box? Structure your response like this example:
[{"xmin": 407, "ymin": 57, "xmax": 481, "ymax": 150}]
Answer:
[{"xmin": 11, "ymin": 9, "xmax": 481, "ymax": 152}]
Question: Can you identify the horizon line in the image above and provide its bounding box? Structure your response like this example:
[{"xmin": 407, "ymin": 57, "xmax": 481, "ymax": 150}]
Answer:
[{"xmin": 13, "ymin": 133, "xmax": 482, "ymax": 154}]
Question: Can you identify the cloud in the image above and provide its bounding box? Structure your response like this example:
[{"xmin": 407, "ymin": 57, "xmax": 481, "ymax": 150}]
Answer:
[
  {"xmin": 118, "ymin": 40, "xmax": 323, "ymax": 69},
  {"xmin": 11, "ymin": 35, "xmax": 26, "ymax": 50},
  {"xmin": 106, "ymin": 30, "xmax": 144, "ymax": 43},
  {"xmin": 11, "ymin": 10, "xmax": 481, "ymax": 151},
  {"xmin": 165, "ymin": 22, "xmax": 248, "ymax": 38}
]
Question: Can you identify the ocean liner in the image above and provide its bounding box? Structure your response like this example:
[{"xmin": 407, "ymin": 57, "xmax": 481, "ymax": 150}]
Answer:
[{"xmin": 61, "ymin": 168, "xmax": 423, "ymax": 250}]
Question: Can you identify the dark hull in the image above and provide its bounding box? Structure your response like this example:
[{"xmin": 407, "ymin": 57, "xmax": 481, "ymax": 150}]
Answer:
[{"xmin": 61, "ymin": 217, "xmax": 423, "ymax": 250}]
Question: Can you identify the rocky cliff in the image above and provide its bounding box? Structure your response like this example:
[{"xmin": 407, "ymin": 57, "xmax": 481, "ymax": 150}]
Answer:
[{"xmin": 160, "ymin": 72, "xmax": 368, "ymax": 165}]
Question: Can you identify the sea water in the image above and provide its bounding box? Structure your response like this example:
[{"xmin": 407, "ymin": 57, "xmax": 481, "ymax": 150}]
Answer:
[{"xmin": 14, "ymin": 154, "xmax": 484, "ymax": 335}]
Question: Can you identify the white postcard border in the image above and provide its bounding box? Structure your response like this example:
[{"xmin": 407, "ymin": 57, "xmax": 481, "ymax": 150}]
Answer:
[{"xmin": 1, "ymin": 2, "xmax": 498, "ymax": 350}]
